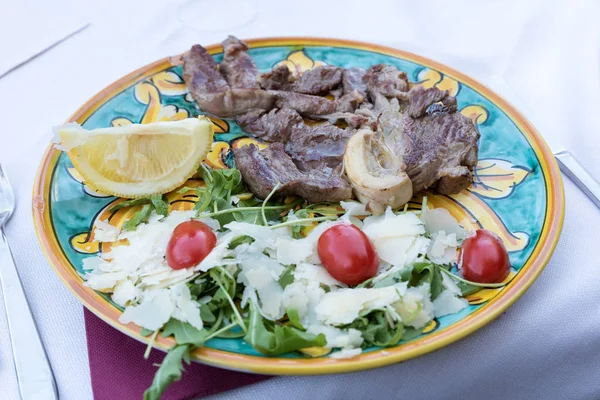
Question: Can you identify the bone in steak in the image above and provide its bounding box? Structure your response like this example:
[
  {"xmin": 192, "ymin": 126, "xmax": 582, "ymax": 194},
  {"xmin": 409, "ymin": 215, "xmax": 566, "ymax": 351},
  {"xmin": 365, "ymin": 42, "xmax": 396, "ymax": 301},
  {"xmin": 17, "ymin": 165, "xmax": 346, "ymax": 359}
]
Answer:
[{"xmin": 233, "ymin": 143, "xmax": 352, "ymax": 202}]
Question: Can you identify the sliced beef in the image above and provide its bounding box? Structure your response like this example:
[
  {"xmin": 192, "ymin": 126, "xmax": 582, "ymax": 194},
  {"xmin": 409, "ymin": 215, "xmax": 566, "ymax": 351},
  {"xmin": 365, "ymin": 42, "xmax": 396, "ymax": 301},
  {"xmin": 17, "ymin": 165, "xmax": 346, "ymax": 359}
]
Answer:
[
  {"xmin": 235, "ymin": 108, "xmax": 303, "ymax": 142},
  {"xmin": 291, "ymin": 66, "xmax": 343, "ymax": 95},
  {"xmin": 343, "ymin": 67, "xmax": 368, "ymax": 97},
  {"xmin": 233, "ymin": 143, "xmax": 352, "ymax": 202},
  {"xmin": 220, "ymin": 36, "xmax": 260, "ymax": 89},
  {"xmin": 258, "ymin": 64, "xmax": 295, "ymax": 90},
  {"xmin": 285, "ymin": 122, "xmax": 353, "ymax": 171},
  {"xmin": 393, "ymin": 86, "xmax": 480, "ymax": 194},
  {"xmin": 183, "ymin": 43, "xmax": 275, "ymax": 117},
  {"xmin": 182, "ymin": 44, "xmax": 230, "ymax": 103},
  {"xmin": 364, "ymin": 64, "xmax": 410, "ymax": 99}
]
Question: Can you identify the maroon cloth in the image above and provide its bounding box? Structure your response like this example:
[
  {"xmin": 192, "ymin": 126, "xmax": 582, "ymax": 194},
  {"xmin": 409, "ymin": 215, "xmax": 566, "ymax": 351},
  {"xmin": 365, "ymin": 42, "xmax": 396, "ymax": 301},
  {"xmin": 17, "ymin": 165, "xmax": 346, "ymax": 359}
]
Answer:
[{"xmin": 84, "ymin": 309, "xmax": 270, "ymax": 399}]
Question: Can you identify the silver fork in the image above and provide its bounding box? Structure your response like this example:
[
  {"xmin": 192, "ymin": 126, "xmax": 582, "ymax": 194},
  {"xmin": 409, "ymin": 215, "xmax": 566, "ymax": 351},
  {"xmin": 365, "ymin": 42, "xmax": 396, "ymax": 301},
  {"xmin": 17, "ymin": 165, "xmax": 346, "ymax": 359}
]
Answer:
[{"xmin": 0, "ymin": 163, "xmax": 58, "ymax": 400}]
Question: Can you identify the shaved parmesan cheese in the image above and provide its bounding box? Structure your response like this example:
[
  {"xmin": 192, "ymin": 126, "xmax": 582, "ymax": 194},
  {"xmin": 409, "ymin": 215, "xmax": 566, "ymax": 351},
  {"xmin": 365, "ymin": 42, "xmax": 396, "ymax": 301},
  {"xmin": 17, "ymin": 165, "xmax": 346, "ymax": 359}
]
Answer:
[
  {"xmin": 306, "ymin": 325, "xmax": 363, "ymax": 349},
  {"xmin": 362, "ymin": 208, "xmax": 425, "ymax": 239},
  {"xmin": 112, "ymin": 279, "xmax": 137, "ymax": 306},
  {"xmin": 330, "ymin": 347, "xmax": 363, "ymax": 359},
  {"xmin": 427, "ymin": 232, "xmax": 459, "ymax": 264},
  {"xmin": 119, "ymin": 288, "xmax": 174, "ymax": 330},
  {"xmin": 276, "ymin": 237, "xmax": 313, "ymax": 265},
  {"xmin": 392, "ymin": 284, "xmax": 434, "ymax": 329},
  {"xmin": 433, "ymin": 289, "xmax": 468, "ymax": 317},
  {"xmin": 282, "ymin": 281, "xmax": 325, "ymax": 325},
  {"xmin": 93, "ymin": 220, "xmax": 120, "ymax": 242},
  {"xmin": 421, "ymin": 207, "xmax": 467, "ymax": 240},
  {"xmin": 171, "ymin": 283, "xmax": 203, "ymax": 331},
  {"xmin": 294, "ymin": 263, "xmax": 345, "ymax": 288},
  {"xmin": 316, "ymin": 287, "xmax": 399, "ymax": 325}
]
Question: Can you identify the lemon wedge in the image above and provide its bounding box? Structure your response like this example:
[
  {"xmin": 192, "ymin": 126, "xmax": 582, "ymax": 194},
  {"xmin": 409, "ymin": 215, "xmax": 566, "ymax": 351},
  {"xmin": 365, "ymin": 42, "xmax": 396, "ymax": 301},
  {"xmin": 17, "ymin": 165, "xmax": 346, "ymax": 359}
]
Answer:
[{"xmin": 56, "ymin": 117, "xmax": 214, "ymax": 198}]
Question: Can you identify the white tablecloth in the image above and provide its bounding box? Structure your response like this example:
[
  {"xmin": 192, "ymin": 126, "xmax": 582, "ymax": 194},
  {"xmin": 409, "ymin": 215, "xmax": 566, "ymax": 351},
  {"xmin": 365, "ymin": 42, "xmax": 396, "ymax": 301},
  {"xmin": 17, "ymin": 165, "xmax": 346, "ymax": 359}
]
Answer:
[{"xmin": 1, "ymin": 0, "xmax": 599, "ymax": 399}]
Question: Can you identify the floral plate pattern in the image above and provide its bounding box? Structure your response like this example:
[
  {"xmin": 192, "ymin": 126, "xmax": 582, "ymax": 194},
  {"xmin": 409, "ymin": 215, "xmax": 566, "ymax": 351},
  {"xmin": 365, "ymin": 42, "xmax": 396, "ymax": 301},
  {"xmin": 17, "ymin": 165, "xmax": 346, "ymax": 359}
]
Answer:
[{"xmin": 33, "ymin": 38, "xmax": 564, "ymax": 374}]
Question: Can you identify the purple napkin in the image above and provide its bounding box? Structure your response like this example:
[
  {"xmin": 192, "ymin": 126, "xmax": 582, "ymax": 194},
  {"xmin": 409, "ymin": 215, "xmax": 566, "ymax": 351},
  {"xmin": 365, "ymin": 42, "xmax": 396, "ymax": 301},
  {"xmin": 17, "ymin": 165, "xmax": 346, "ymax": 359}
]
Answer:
[{"xmin": 84, "ymin": 309, "xmax": 270, "ymax": 399}]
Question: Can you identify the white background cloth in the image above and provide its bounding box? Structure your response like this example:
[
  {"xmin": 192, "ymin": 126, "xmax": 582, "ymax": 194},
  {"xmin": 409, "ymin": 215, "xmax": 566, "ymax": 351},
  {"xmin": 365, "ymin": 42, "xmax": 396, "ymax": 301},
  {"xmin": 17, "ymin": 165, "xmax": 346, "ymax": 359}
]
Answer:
[{"xmin": 0, "ymin": 0, "xmax": 599, "ymax": 399}]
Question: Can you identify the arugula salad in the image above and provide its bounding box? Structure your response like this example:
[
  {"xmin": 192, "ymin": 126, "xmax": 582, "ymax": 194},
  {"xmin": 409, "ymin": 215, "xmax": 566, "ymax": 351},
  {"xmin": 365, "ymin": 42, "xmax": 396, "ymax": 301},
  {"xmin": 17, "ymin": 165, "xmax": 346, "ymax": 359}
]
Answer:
[{"xmin": 83, "ymin": 166, "xmax": 508, "ymax": 400}]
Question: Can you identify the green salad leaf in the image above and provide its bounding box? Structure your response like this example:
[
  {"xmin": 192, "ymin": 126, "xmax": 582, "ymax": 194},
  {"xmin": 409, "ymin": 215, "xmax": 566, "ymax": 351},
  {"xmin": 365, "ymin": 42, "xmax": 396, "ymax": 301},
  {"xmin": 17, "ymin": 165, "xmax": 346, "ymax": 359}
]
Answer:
[
  {"xmin": 456, "ymin": 281, "xmax": 481, "ymax": 296},
  {"xmin": 244, "ymin": 303, "xmax": 326, "ymax": 355},
  {"xmin": 144, "ymin": 344, "xmax": 191, "ymax": 400},
  {"xmin": 286, "ymin": 308, "xmax": 305, "ymax": 331},
  {"xmin": 278, "ymin": 265, "xmax": 296, "ymax": 289},
  {"xmin": 123, "ymin": 204, "xmax": 153, "ymax": 231},
  {"xmin": 344, "ymin": 309, "xmax": 404, "ymax": 348},
  {"xmin": 374, "ymin": 261, "xmax": 444, "ymax": 301},
  {"xmin": 150, "ymin": 194, "xmax": 169, "ymax": 217},
  {"xmin": 109, "ymin": 198, "xmax": 151, "ymax": 212},
  {"xmin": 161, "ymin": 319, "xmax": 208, "ymax": 347}
]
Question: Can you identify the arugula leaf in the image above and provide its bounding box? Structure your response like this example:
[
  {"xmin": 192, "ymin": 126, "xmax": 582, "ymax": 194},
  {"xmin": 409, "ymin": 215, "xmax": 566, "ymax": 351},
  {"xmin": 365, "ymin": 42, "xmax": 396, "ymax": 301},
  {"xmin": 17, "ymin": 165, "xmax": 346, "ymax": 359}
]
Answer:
[
  {"xmin": 412, "ymin": 262, "xmax": 444, "ymax": 300},
  {"xmin": 375, "ymin": 262, "xmax": 444, "ymax": 301},
  {"xmin": 109, "ymin": 198, "xmax": 152, "ymax": 212},
  {"xmin": 140, "ymin": 327, "xmax": 154, "ymax": 336},
  {"xmin": 144, "ymin": 344, "xmax": 191, "ymax": 400},
  {"xmin": 290, "ymin": 209, "xmax": 310, "ymax": 239},
  {"xmin": 456, "ymin": 281, "xmax": 481, "ymax": 296},
  {"xmin": 199, "ymin": 304, "xmax": 216, "ymax": 323},
  {"xmin": 123, "ymin": 204, "xmax": 153, "ymax": 231},
  {"xmin": 401, "ymin": 327, "xmax": 424, "ymax": 341},
  {"xmin": 150, "ymin": 195, "xmax": 169, "ymax": 217},
  {"xmin": 161, "ymin": 319, "xmax": 208, "ymax": 347},
  {"xmin": 286, "ymin": 308, "xmax": 305, "ymax": 331},
  {"xmin": 244, "ymin": 303, "xmax": 326, "ymax": 355},
  {"xmin": 228, "ymin": 235, "xmax": 254, "ymax": 250},
  {"xmin": 278, "ymin": 265, "xmax": 296, "ymax": 289},
  {"xmin": 193, "ymin": 188, "xmax": 212, "ymax": 215},
  {"xmin": 344, "ymin": 309, "xmax": 404, "ymax": 347}
]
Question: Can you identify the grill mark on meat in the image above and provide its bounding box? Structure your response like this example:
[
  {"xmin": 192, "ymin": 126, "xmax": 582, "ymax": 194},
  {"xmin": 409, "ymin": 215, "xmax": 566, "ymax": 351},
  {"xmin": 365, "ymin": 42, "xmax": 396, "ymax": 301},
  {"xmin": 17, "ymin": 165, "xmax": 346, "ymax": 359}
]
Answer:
[
  {"xmin": 291, "ymin": 66, "xmax": 343, "ymax": 95},
  {"xmin": 220, "ymin": 36, "xmax": 260, "ymax": 89},
  {"xmin": 285, "ymin": 122, "xmax": 353, "ymax": 172},
  {"xmin": 233, "ymin": 143, "xmax": 352, "ymax": 202},
  {"xmin": 393, "ymin": 86, "xmax": 480, "ymax": 194},
  {"xmin": 235, "ymin": 108, "xmax": 303, "ymax": 142}
]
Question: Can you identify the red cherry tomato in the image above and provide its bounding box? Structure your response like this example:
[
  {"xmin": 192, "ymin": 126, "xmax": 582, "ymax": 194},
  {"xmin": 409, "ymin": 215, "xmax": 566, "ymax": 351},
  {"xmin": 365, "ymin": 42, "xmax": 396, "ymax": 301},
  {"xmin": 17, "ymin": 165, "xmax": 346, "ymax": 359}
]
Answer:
[
  {"xmin": 166, "ymin": 220, "xmax": 217, "ymax": 270},
  {"xmin": 317, "ymin": 224, "xmax": 379, "ymax": 286},
  {"xmin": 460, "ymin": 229, "xmax": 510, "ymax": 283}
]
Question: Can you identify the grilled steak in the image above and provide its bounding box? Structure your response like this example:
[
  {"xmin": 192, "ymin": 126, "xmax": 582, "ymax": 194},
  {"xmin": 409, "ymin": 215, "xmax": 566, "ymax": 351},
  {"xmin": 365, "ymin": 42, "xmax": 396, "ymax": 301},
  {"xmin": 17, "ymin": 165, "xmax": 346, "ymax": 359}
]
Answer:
[
  {"xmin": 291, "ymin": 66, "xmax": 343, "ymax": 95},
  {"xmin": 235, "ymin": 108, "xmax": 302, "ymax": 143},
  {"xmin": 380, "ymin": 86, "xmax": 479, "ymax": 194},
  {"xmin": 183, "ymin": 36, "xmax": 480, "ymax": 203},
  {"xmin": 258, "ymin": 64, "xmax": 295, "ymax": 90},
  {"xmin": 285, "ymin": 122, "xmax": 353, "ymax": 172},
  {"xmin": 343, "ymin": 67, "xmax": 368, "ymax": 97},
  {"xmin": 233, "ymin": 143, "xmax": 352, "ymax": 202},
  {"xmin": 183, "ymin": 44, "xmax": 275, "ymax": 117},
  {"xmin": 364, "ymin": 64, "xmax": 410, "ymax": 99},
  {"xmin": 220, "ymin": 36, "xmax": 260, "ymax": 89}
]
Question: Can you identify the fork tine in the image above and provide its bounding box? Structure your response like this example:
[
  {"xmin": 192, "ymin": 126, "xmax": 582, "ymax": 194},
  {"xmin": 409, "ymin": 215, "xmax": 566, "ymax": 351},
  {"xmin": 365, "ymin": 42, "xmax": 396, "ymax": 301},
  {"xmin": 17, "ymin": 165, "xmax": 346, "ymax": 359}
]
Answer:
[{"xmin": 0, "ymin": 163, "xmax": 15, "ymax": 223}]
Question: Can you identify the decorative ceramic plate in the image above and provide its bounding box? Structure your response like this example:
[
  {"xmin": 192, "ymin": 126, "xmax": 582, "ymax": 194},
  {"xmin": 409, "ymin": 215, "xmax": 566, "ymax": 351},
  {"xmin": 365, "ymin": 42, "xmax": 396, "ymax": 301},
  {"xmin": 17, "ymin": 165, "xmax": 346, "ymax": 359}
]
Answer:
[{"xmin": 33, "ymin": 38, "xmax": 564, "ymax": 374}]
